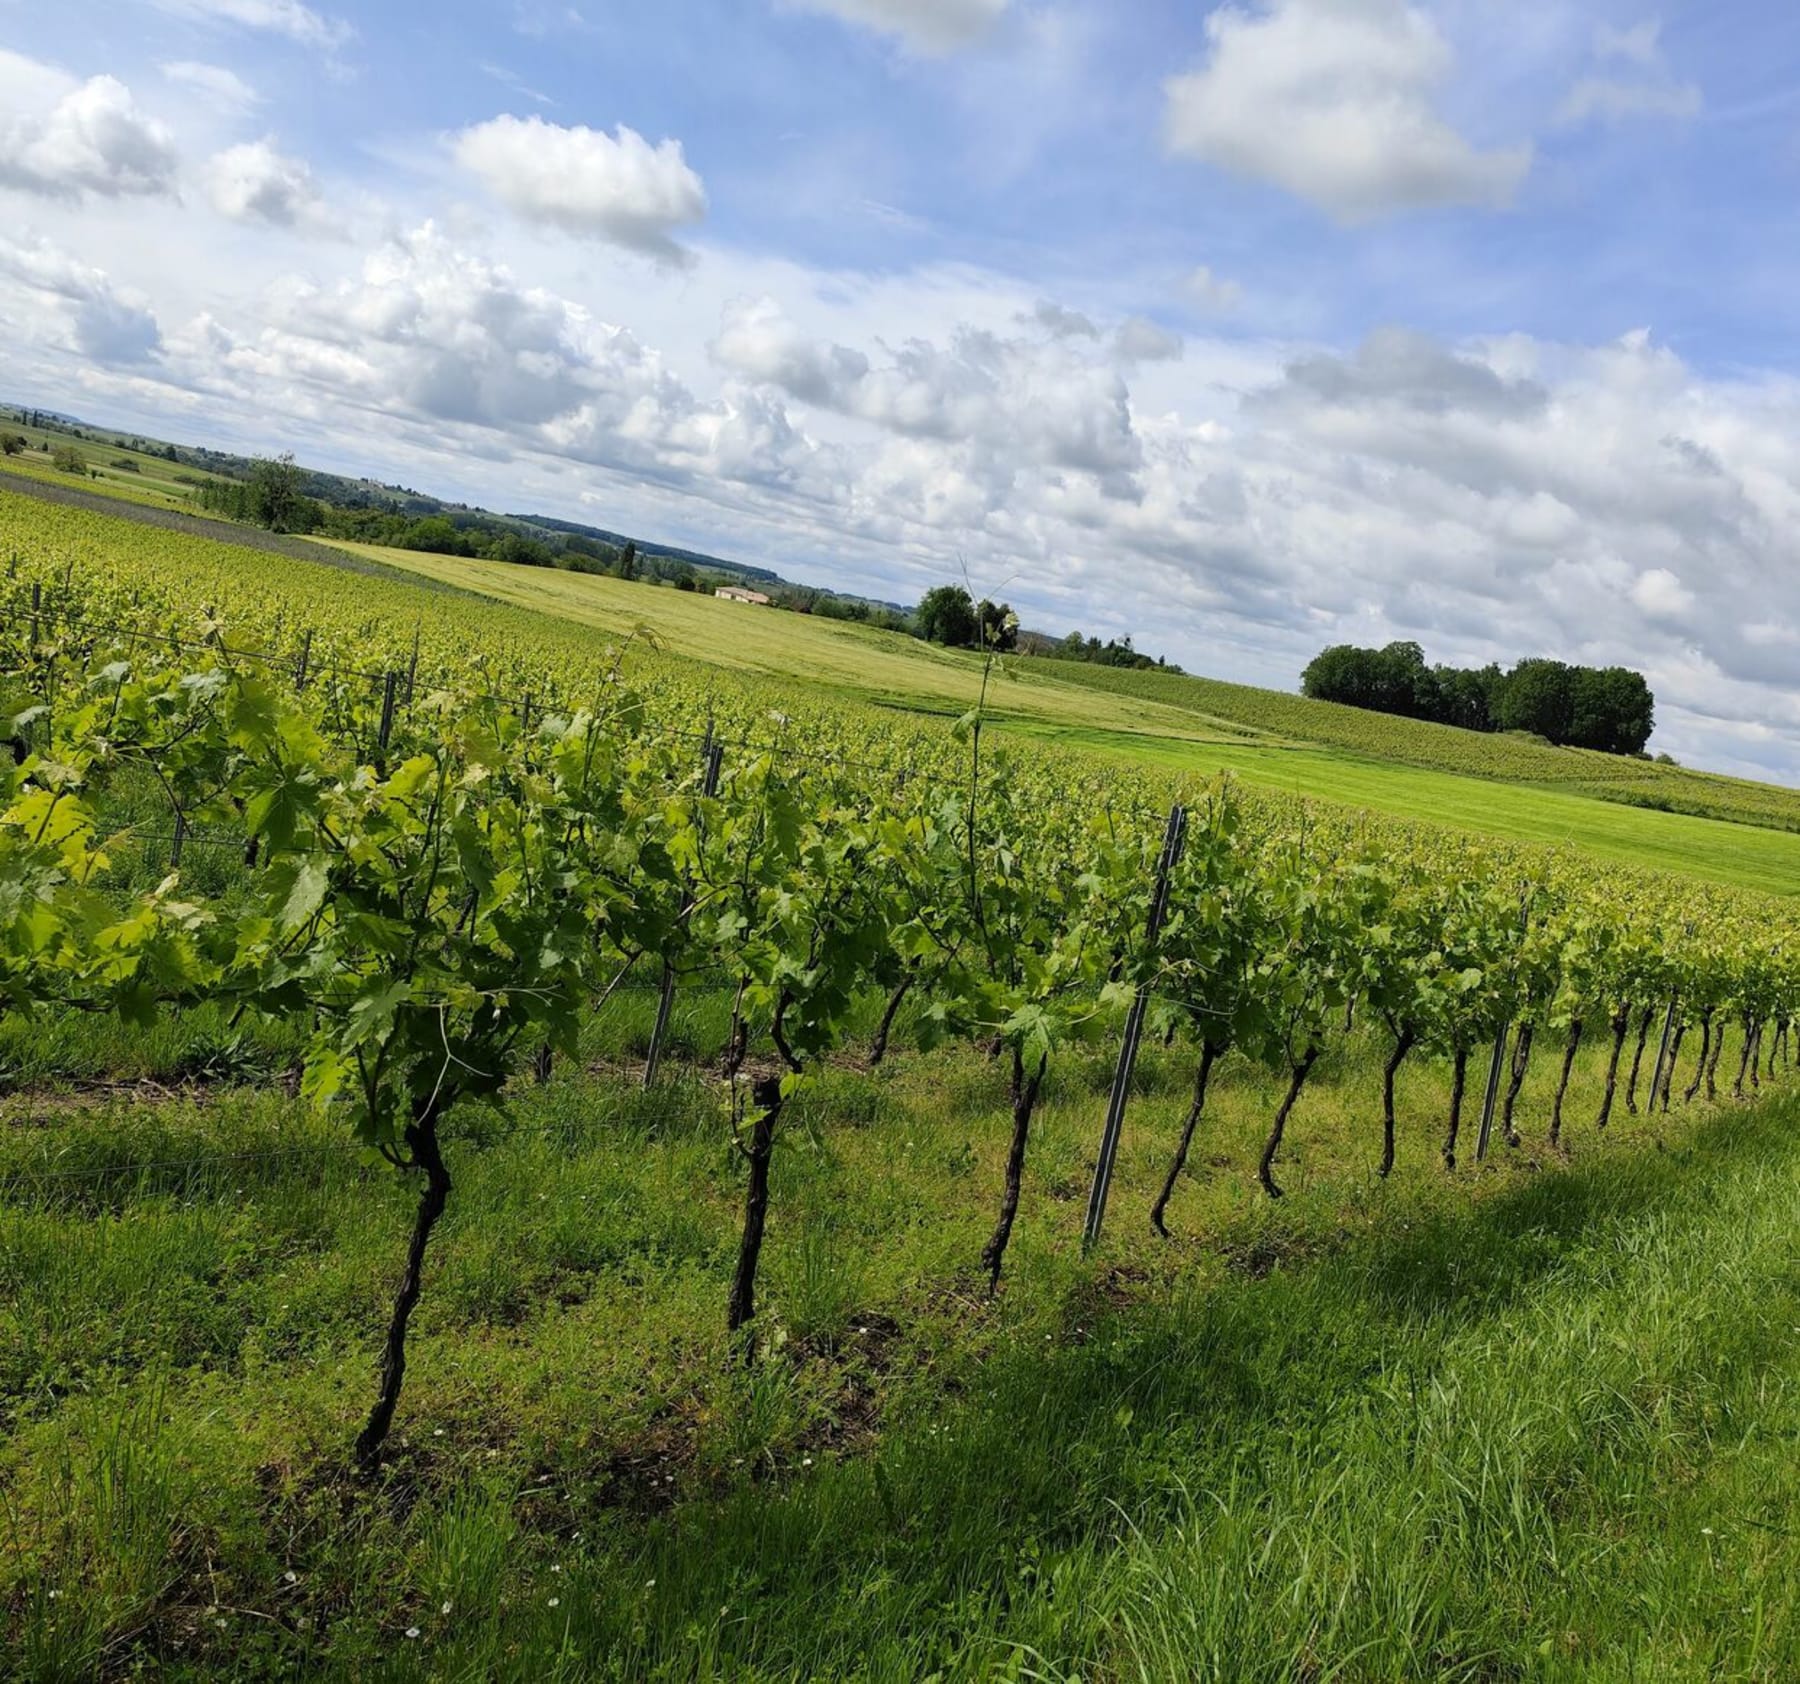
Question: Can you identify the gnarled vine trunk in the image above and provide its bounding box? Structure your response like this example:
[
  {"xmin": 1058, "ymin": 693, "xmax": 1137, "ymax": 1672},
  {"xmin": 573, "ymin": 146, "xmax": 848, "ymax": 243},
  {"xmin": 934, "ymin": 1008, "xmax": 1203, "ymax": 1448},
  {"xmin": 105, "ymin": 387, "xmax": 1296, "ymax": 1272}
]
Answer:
[
  {"xmin": 1151, "ymin": 1041, "xmax": 1221, "ymax": 1236},
  {"xmin": 1443, "ymin": 1045, "xmax": 1469, "ymax": 1170},
  {"xmin": 1735, "ymin": 1016, "xmax": 1756, "ymax": 1099},
  {"xmin": 1658, "ymin": 1018, "xmax": 1685, "ymax": 1113},
  {"xmin": 727, "ymin": 1075, "xmax": 785, "ymax": 1336},
  {"xmin": 1706, "ymin": 1015, "xmax": 1726, "ymax": 1100},
  {"xmin": 1625, "ymin": 1005, "xmax": 1653, "ymax": 1115},
  {"xmin": 727, "ymin": 1079, "xmax": 784, "ymax": 1338},
  {"xmin": 1597, "ymin": 1006, "xmax": 1630, "ymax": 1129},
  {"xmin": 981, "ymin": 1046, "xmax": 1047, "ymax": 1292},
  {"xmin": 1259, "ymin": 1047, "xmax": 1319, "ymax": 1200},
  {"xmin": 1549, "ymin": 1019, "xmax": 1582, "ymax": 1148},
  {"xmin": 1380, "ymin": 1020, "xmax": 1417, "ymax": 1179},
  {"xmin": 356, "ymin": 1092, "xmax": 452, "ymax": 1474},
  {"xmin": 867, "ymin": 974, "xmax": 913, "ymax": 1068},
  {"xmin": 1684, "ymin": 1010, "xmax": 1712, "ymax": 1104},
  {"xmin": 1502, "ymin": 1022, "xmax": 1534, "ymax": 1147}
]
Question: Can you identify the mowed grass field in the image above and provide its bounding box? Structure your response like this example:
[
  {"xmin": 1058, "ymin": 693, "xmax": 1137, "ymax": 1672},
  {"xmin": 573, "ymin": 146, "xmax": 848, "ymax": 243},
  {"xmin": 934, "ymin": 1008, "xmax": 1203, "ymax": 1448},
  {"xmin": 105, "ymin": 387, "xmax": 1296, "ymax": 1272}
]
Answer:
[
  {"xmin": 8, "ymin": 969, "xmax": 1800, "ymax": 1680},
  {"xmin": 333, "ymin": 538, "xmax": 1800, "ymax": 897}
]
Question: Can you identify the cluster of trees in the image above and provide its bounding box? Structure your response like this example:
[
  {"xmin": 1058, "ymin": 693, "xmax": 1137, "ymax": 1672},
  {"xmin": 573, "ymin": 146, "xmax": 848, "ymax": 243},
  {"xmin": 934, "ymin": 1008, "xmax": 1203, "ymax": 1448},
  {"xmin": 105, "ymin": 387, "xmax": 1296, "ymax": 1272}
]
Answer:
[
  {"xmin": 914, "ymin": 585, "xmax": 1019, "ymax": 651},
  {"xmin": 0, "ymin": 433, "xmax": 25, "ymax": 457},
  {"xmin": 1016, "ymin": 629, "xmax": 1177, "ymax": 672},
  {"xmin": 766, "ymin": 586, "xmax": 912, "ymax": 631},
  {"xmin": 1301, "ymin": 641, "xmax": 1655, "ymax": 756},
  {"xmin": 194, "ymin": 458, "xmax": 670, "ymax": 582},
  {"xmin": 912, "ymin": 586, "xmax": 1182, "ymax": 670}
]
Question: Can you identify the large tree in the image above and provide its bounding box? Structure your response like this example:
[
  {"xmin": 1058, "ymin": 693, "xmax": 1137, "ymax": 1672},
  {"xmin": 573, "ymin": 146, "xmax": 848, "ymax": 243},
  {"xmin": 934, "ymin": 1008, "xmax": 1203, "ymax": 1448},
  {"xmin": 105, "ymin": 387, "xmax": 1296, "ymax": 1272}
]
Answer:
[
  {"xmin": 1495, "ymin": 658, "xmax": 1576, "ymax": 743},
  {"xmin": 916, "ymin": 584, "xmax": 979, "ymax": 647}
]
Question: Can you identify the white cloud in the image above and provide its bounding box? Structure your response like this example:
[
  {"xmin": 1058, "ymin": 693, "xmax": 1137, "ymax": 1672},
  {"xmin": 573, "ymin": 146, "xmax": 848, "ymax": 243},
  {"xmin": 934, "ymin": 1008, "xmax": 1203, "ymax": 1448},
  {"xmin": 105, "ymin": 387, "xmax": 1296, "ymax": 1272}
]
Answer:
[
  {"xmin": 1163, "ymin": 0, "xmax": 1531, "ymax": 222},
  {"xmin": 204, "ymin": 139, "xmax": 321, "ymax": 227},
  {"xmin": 1031, "ymin": 300, "xmax": 1099, "ymax": 340},
  {"xmin": 0, "ymin": 232, "xmax": 162, "ymax": 363},
  {"xmin": 1558, "ymin": 78, "xmax": 1701, "ymax": 124},
  {"xmin": 710, "ymin": 293, "xmax": 1145, "ymax": 493},
  {"xmin": 146, "ymin": 0, "xmax": 353, "ymax": 51},
  {"xmin": 19, "ymin": 212, "xmax": 1800, "ymax": 777},
  {"xmin": 1557, "ymin": 21, "xmax": 1700, "ymax": 126},
  {"xmin": 452, "ymin": 116, "xmax": 707, "ymax": 261},
  {"xmin": 781, "ymin": 0, "xmax": 1009, "ymax": 54},
  {"xmin": 1186, "ymin": 265, "xmax": 1244, "ymax": 312},
  {"xmin": 1113, "ymin": 316, "xmax": 1184, "ymax": 364},
  {"xmin": 0, "ymin": 57, "xmax": 178, "ymax": 200},
  {"xmin": 159, "ymin": 60, "xmax": 261, "ymax": 111},
  {"xmin": 1596, "ymin": 20, "xmax": 1663, "ymax": 66},
  {"xmin": 1631, "ymin": 567, "xmax": 1696, "ymax": 621}
]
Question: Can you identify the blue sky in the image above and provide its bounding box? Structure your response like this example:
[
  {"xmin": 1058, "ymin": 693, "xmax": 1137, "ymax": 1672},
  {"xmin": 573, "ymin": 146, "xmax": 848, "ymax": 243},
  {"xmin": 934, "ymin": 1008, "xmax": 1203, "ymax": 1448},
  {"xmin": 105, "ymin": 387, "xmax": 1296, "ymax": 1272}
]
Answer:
[{"xmin": 5, "ymin": 0, "xmax": 1800, "ymax": 778}]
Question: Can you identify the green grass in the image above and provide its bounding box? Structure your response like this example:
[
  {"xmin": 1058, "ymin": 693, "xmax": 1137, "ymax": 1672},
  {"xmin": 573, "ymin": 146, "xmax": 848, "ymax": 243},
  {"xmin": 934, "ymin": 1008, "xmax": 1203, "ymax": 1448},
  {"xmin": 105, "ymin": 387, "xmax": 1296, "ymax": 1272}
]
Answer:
[
  {"xmin": 6, "ymin": 468, "xmax": 1800, "ymax": 895},
  {"xmin": 1042, "ymin": 658, "xmax": 1800, "ymax": 833},
  {"xmin": 326, "ymin": 539, "xmax": 1800, "ymax": 896},
  {"xmin": 322, "ymin": 540, "xmax": 1277, "ymax": 748},
  {"xmin": 1013, "ymin": 723, "xmax": 1800, "ymax": 896},
  {"xmin": 3, "ymin": 980, "xmax": 1796, "ymax": 1678},
  {"xmin": 0, "ymin": 435, "xmax": 204, "ymax": 514}
]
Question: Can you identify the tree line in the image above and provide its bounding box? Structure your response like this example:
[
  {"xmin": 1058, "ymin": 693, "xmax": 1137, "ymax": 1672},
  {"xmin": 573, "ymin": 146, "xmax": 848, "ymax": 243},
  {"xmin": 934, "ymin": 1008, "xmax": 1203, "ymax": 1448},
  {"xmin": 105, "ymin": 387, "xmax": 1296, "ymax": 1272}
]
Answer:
[
  {"xmin": 1300, "ymin": 641, "xmax": 1655, "ymax": 756},
  {"xmin": 912, "ymin": 584, "xmax": 1181, "ymax": 670}
]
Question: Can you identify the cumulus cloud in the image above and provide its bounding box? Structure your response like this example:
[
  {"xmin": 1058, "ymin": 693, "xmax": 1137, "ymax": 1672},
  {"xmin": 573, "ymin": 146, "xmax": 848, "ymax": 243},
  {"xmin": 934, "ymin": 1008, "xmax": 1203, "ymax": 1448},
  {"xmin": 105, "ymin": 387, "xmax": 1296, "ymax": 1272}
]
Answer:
[
  {"xmin": 23, "ymin": 209, "xmax": 1800, "ymax": 776},
  {"xmin": 1596, "ymin": 20, "xmax": 1663, "ymax": 64},
  {"xmin": 1163, "ymin": 0, "xmax": 1531, "ymax": 222},
  {"xmin": 1631, "ymin": 567, "xmax": 1696, "ymax": 621},
  {"xmin": 452, "ymin": 116, "xmax": 707, "ymax": 260},
  {"xmin": 160, "ymin": 60, "xmax": 260, "ymax": 111},
  {"xmin": 0, "ymin": 57, "xmax": 178, "ymax": 200},
  {"xmin": 1186, "ymin": 265, "xmax": 1244, "ymax": 312},
  {"xmin": 1030, "ymin": 300, "xmax": 1099, "ymax": 340},
  {"xmin": 710, "ymin": 294, "xmax": 1145, "ymax": 494},
  {"xmin": 1557, "ymin": 21, "xmax": 1700, "ymax": 126},
  {"xmin": 1113, "ymin": 317, "xmax": 1184, "ymax": 365},
  {"xmin": 780, "ymin": 0, "xmax": 1009, "ymax": 54},
  {"xmin": 204, "ymin": 139, "xmax": 322, "ymax": 227},
  {"xmin": 0, "ymin": 232, "xmax": 162, "ymax": 362},
  {"xmin": 146, "ymin": 0, "xmax": 352, "ymax": 51}
]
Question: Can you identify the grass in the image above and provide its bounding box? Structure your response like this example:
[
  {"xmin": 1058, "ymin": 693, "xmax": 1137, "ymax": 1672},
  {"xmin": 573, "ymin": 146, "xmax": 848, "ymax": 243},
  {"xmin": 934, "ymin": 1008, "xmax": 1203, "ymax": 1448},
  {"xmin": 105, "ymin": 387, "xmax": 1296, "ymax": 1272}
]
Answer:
[
  {"xmin": 2, "ymin": 975, "xmax": 1796, "ymax": 1678},
  {"xmin": 1015, "ymin": 722, "xmax": 1800, "ymax": 896},
  {"xmin": 5, "ymin": 430, "xmax": 1800, "ymax": 1677},
  {"xmin": 327, "ymin": 539, "xmax": 1800, "ymax": 897},
  {"xmin": 5, "ymin": 468, "xmax": 1800, "ymax": 896},
  {"xmin": 322, "ymin": 540, "xmax": 1275, "ymax": 749},
  {"xmin": 0, "ymin": 436, "xmax": 204, "ymax": 515}
]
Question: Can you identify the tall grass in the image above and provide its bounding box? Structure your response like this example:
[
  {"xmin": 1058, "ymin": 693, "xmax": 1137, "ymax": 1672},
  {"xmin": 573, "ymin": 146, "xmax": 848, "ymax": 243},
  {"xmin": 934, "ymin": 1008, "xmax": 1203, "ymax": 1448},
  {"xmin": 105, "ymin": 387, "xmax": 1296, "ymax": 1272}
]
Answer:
[{"xmin": 2, "ymin": 1000, "xmax": 1796, "ymax": 1679}]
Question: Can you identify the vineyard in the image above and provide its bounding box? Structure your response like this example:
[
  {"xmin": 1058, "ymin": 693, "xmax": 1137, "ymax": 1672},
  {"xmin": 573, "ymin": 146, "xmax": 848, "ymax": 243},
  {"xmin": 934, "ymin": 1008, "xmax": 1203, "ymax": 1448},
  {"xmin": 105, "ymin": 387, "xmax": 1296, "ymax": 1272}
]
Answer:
[{"xmin": 5, "ymin": 491, "xmax": 1800, "ymax": 1677}]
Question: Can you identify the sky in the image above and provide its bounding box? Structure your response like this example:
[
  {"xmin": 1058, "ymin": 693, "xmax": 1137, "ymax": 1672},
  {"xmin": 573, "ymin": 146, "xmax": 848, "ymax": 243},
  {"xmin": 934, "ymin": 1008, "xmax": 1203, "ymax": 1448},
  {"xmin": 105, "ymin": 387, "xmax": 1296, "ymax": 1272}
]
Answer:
[{"xmin": 4, "ymin": 2, "xmax": 1800, "ymax": 779}]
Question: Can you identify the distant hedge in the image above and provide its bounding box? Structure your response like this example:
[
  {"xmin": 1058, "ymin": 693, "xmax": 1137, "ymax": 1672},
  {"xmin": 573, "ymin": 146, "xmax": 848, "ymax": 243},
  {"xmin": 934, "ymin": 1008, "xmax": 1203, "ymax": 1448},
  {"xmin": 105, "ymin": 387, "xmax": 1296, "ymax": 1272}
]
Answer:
[{"xmin": 1300, "ymin": 641, "xmax": 1654, "ymax": 756}]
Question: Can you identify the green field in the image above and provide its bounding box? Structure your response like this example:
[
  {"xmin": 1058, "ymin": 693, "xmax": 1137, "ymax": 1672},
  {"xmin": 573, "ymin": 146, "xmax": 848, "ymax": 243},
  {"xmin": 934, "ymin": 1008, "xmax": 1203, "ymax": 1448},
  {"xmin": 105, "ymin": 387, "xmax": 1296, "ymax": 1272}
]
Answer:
[
  {"xmin": 332, "ymin": 537, "xmax": 1800, "ymax": 896},
  {"xmin": 0, "ymin": 432, "xmax": 205, "ymax": 514},
  {"xmin": 9, "ymin": 967, "xmax": 1800, "ymax": 1680},
  {"xmin": 7, "ymin": 475, "xmax": 1800, "ymax": 1682}
]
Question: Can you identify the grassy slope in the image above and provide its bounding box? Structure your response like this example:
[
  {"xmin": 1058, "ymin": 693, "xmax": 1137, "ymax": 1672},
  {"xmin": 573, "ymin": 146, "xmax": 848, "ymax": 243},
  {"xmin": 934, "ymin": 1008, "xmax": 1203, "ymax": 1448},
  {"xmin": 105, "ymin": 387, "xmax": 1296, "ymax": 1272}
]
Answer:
[
  {"xmin": 333, "ymin": 539, "xmax": 1800, "ymax": 897},
  {"xmin": 7, "ymin": 469, "xmax": 1800, "ymax": 892},
  {"xmin": 0, "ymin": 437, "xmax": 202, "ymax": 514},
  {"xmin": 1041, "ymin": 656, "xmax": 1800, "ymax": 830},
  {"xmin": 5, "ymin": 984, "xmax": 1798, "ymax": 1679},
  {"xmin": 322, "ymin": 540, "xmax": 1274, "ymax": 747},
  {"xmin": 2, "ymin": 491, "xmax": 1798, "ymax": 1676}
]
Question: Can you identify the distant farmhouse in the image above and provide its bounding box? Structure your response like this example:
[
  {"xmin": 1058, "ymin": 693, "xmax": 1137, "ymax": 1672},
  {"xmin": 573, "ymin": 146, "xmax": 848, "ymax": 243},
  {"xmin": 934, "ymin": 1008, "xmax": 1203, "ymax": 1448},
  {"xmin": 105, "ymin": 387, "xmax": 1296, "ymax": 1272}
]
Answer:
[{"xmin": 715, "ymin": 585, "xmax": 772, "ymax": 605}]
